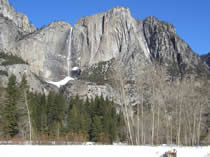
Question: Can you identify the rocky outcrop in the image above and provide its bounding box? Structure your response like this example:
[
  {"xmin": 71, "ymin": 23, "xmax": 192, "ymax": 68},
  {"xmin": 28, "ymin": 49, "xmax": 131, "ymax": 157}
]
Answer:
[
  {"xmin": 201, "ymin": 52, "xmax": 210, "ymax": 70},
  {"xmin": 0, "ymin": 16, "xmax": 22, "ymax": 51},
  {"xmin": 143, "ymin": 16, "xmax": 201, "ymax": 67},
  {"xmin": 0, "ymin": 0, "xmax": 35, "ymax": 33},
  {"xmin": 0, "ymin": 0, "xmax": 36, "ymax": 51},
  {"xmin": 0, "ymin": 63, "xmax": 48, "ymax": 93},
  {"xmin": 62, "ymin": 80, "xmax": 120, "ymax": 103}
]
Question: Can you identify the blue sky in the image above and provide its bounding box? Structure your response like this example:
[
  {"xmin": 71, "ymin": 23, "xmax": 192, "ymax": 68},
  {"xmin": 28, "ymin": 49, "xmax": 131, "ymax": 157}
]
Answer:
[{"xmin": 8, "ymin": 0, "xmax": 210, "ymax": 55}]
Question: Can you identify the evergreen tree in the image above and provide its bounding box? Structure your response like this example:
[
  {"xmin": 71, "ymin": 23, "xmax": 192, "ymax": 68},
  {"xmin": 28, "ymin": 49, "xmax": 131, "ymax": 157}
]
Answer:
[
  {"xmin": 54, "ymin": 92, "xmax": 66, "ymax": 137},
  {"xmin": 2, "ymin": 74, "xmax": 19, "ymax": 139},
  {"xmin": 28, "ymin": 92, "xmax": 41, "ymax": 137},
  {"xmin": 91, "ymin": 115, "xmax": 102, "ymax": 142},
  {"xmin": 40, "ymin": 94, "xmax": 47, "ymax": 136},
  {"xmin": 80, "ymin": 97, "xmax": 91, "ymax": 138},
  {"xmin": 68, "ymin": 102, "xmax": 80, "ymax": 132},
  {"xmin": 47, "ymin": 91, "xmax": 57, "ymax": 138},
  {"xmin": 109, "ymin": 105, "xmax": 117, "ymax": 142}
]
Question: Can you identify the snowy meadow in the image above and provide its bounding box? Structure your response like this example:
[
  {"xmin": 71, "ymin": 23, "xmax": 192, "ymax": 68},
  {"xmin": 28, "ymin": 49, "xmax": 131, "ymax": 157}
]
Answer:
[{"xmin": 0, "ymin": 145, "xmax": 209, "ymax": 157}]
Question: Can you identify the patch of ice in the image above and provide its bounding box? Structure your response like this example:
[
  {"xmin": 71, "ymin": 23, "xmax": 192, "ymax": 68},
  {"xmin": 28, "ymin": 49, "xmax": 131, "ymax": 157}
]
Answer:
[{"xmin": 46, "ymin": 76, "xmax": 74, "ymax": 88}]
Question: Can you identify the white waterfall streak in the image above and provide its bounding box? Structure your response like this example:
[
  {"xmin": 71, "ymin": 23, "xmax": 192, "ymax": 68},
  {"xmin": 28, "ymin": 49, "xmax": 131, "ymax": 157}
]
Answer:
[{"xmin": 67, "ymin": 28, "xmax": 73, "ymax": 76}]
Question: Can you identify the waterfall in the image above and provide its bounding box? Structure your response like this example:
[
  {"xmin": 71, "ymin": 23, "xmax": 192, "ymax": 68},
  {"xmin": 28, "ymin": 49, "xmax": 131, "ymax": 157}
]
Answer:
[{"xmin": 67, "ymin": 28, "xmax": 73, "ymax": 76}]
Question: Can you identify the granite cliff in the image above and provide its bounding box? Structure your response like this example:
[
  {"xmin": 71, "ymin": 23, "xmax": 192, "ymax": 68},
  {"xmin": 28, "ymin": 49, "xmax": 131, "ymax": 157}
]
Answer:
[{"xmin": 201, "ymin": 52, "xmax": 210, "ymax": 70}]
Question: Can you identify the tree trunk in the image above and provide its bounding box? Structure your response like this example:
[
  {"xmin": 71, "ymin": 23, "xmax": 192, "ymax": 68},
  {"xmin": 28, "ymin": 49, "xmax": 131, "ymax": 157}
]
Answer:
[
  {"xmin": 177, "ymin": 93, "xmax": 183, "ymax": 145},
  {"xmin": 170, "ymin": 118, "xmax": 173, "ymax": 144},
  {"xmin": 24, "ymin": 90, "xmax": 32, "ymax": 144},
  {"xmin": 152, "ymin": 106, "xmax": 155, "ymax": 145},
  {"xmin": 192, "ymin": 110, "xmax": 196, "ymax": 145},
  {"xmin": 157, "ymin": 103, "xmax": 160, "ymax": 145},
  {"xmin": 141, "ymin": 94, "xmax": 144, "ymax": 145},
  {"xmin": 197, "ymin": 103, "xmax": 203, "ymax": 145},
  {"xmin": 137, "ymin": 103, "xmax": 140, "ymax": 145},
  {"xmin": 125, "ymin": 104, "xmax": 133, "ymax": 145},
  {"xmin": 119, "ymin": 77, "xmax": 133, "ymax": 145}
]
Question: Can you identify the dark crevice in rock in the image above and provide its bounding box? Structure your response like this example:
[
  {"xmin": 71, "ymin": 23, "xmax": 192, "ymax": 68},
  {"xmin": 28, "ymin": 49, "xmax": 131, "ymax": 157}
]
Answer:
[
  {"xmin": 102, "ymin": 15, "xmax": 105, "ymax": 34},
  {"xmin": 119, "ymin": 44, "xmax": 122, "ymax": 53},
  {"xmin": 86, "ymin": 31, "xmax": 89, "ymax": 46},
  {"xmin": 177, "ymin": 53, "xmax": 182, "ymax": 65},
  {"xmin": 171, "ymin": 36, "xmax": 176, "ymax": 51}
]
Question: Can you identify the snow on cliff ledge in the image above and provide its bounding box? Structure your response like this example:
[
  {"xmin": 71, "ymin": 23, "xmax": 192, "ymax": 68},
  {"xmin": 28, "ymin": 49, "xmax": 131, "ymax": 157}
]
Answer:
[{"xmin": 46, "ymin": 76, "xmax": 74, "ymax": 88}]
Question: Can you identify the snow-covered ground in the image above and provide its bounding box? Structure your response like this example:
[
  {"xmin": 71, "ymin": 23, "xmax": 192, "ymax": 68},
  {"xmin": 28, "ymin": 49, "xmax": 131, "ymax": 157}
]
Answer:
[
  {"xmin": 0, "ymin": 145, "xmax": 209, "ymax": 157},
  {"xmin": 46, "ymin": 76, "xmax": 74, "ymax": 88}
]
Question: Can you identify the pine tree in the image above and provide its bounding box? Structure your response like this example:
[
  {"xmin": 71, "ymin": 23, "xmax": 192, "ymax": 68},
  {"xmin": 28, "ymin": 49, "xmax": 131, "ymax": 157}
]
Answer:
[
  {"xmin": 28, "ymin": 92, "xmax": 41, "ymax": 137},
  {"xmin": 0, "ymin": 82, "xmax": 6, "ymax": 139},
  {"xmin": 68, "ymin": 103, "xmax": 80, "ymax": 132},
  {"xmin": 2, "ymin": 74, "xmax": 19, "ymax": 139},
  {"xmin": 40, "ymin": 94, "xmax": 47, "ymax": 136},
  {"xmin": 109, "ymin": 105, "xmax": 117, "ymax": 143},
  {"xmin": 54, "ymin": 92, "xmax": 66, "ymax": 137},
  {"xmin": 47, "ymin": 91, "xmax": 57, "ymax": 138},
  {"xmin": 91, "ymin": 115, "xmax": 102, "ymax": 142},
  {"xmin": 80, "ymin": 109, "xmax": 91, "ymax": 138}
]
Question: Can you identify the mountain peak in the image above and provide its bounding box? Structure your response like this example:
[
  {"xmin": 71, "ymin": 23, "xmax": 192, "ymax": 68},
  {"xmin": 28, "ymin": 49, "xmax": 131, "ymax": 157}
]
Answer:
[
  {"xmin": 107, "ymin": 6, "xmax": 131, "ymax": 18},
  {"xmin": 0, "ymin": 0, "xmax": 36, "ymax": 33},
  {"xmin": 111, "ymin": 6, "xmax": 129, "ymax": 10},
  {"xmin": 144, "ymin": 16, "xmax": 176, "ymax": 34},
  {"xmin": 0, "ymin": 0, "xmax": 15, "ymax": 17}
]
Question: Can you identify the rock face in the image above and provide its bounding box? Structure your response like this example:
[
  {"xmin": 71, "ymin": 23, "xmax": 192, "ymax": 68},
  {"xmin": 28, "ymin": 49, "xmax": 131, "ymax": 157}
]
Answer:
[
  {"xmin": 0, "ymin": 0, "xmax": 73, "ymax": 81},
  {"xmin": 0, "ymin": 0, "xmax": 35, "ymax": 52},
  {"xmin": 72, "ymin": 6, "xmax": 150, "ymax": 69},
  {"xmin": 12, "ymin": 21, "xmax": 72, "ymax": 81},
  {"xmin": 0, "ymin": 63, "xmax": 48, "ymax": 93},
  {"xmin": 0, "ymin": 0, "xmax": 35, "ymax": 33},
  {"xmin": 143, "ymin": 16, "xmax": 200, "ymax": 67},
  {"xmin": 0, "ymin": 16, "xmax": 21, "ymax": 51},
  {"xmin": 62, "ymin": 80, "xmax": 121, "ymax": 104},
  {"xmin": 201, "ymin": 52, "xmax": 210, "ymax": 70}
]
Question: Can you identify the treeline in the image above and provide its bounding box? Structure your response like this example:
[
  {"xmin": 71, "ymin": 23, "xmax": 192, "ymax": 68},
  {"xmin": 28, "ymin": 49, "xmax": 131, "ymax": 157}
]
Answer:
[
  {"xmin": 0, "ymin": 74, "xmax": 125, "ymax": 144},
  {"xmin": 0, "ymin": 53, "xmax": 28, "ymax": 66}
]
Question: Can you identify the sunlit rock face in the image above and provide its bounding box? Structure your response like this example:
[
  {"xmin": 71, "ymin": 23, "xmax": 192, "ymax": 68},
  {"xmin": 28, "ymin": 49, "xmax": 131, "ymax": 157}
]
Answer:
[
  {"xmin": 72, "ymin": 6, "xmax": 151, "ymax": 68},
  {"xmin": 0, "ymin": 0, "xmax": 36, "ymax": 52},
  {"xmin": 12, "ymin": 21, "xmax": 73, "ymax": 81},
  {"xmin": 0, "ymin": 0, "xmax": 35, "ymax": 33}
]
